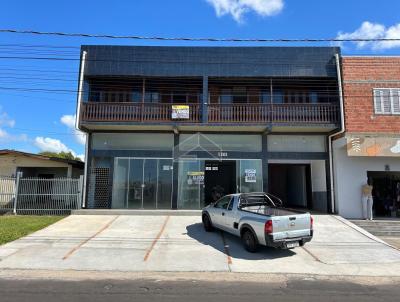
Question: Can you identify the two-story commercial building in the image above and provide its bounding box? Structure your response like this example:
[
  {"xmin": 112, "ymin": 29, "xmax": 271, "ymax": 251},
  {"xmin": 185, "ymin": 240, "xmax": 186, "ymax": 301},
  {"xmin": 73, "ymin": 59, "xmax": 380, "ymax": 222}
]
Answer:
[
  {"xmin": 333, "ymin": 56, "xmax": 400, "ymax": 218},
  {"xmin": 76, "ymin": 46, "xmax": 342, "ymax": 212}
]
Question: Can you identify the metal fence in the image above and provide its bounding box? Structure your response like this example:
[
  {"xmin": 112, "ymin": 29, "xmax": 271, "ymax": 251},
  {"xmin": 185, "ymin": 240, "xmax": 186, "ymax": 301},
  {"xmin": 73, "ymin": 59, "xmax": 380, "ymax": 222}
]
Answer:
[
  {"xmin": 0, "ymin": 173, "xmax": 83, "ymax": 215},
  {"xmin": 0, "ymin": 176, "xmax": 17, "ymax": 212}
]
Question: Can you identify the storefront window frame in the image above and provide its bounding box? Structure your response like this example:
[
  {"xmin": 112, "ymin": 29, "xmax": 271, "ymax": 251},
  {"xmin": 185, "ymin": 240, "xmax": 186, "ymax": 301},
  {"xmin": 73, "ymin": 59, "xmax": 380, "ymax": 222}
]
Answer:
[{"xmin": 112, "ymin": 157, "xmax": 174, "ymax": 210}]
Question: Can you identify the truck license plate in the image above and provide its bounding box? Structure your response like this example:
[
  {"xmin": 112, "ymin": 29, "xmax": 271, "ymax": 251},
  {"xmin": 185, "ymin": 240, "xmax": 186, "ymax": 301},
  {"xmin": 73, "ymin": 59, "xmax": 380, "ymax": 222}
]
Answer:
[{"xmin": 286, "ymin": 241, "xmax": 299, "ymax": 249}]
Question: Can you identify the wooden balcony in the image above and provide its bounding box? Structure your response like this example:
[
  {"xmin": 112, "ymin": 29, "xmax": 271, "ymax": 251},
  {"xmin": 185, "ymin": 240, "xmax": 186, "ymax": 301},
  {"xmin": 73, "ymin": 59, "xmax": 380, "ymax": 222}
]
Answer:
[
  {"xmin": 80, "ymin": 102, "xmax": 339, "ymax": 125},
  {"xmin": 208, "ymin": 103, "xmax": 339, "ymax": 124},
  {"xmin": 81, "ymin": 102, "xmax": 201, "ymax": 123}
]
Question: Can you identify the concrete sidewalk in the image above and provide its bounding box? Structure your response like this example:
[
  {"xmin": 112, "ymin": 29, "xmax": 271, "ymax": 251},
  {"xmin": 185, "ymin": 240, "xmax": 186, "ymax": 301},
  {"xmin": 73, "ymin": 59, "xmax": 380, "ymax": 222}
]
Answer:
[{"xmin": 1, "ymin": 214, "xmax": 400, "ymax": 276}]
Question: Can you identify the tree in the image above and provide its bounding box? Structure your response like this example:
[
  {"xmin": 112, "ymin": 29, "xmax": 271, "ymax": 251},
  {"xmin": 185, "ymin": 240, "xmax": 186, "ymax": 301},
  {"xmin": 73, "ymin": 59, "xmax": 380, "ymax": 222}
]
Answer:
[{"xmin": 38, "ymin": 151, "xmax": 82, "ymax": 162}]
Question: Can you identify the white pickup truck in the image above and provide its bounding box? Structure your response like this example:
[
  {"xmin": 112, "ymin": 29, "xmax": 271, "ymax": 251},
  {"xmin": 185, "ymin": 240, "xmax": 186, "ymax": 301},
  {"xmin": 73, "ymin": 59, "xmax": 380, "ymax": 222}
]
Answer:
[{"xmin": 202, "ymin": 193, "xmax": 313, "ymax": 252}]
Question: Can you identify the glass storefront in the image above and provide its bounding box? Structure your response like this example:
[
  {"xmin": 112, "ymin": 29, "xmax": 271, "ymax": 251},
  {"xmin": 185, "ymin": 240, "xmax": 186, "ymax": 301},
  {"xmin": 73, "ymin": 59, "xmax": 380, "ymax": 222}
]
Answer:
[
  {"xmin": 177, "ymin": 159, "xmax": 263, "ymax": 209},
  {"xmin": 112, "ymin": 158, "xmax": 173, "ymax": 209},
  {"xmin": 89, "ymin": 132, "xmax": 330, "ymax": 211},
  {"xmin": 177, "ymin": 160, "xmax": 205, "ymax": 209},
  {"xmin": 112, "ymin": 157, "xmax": 262, "ymax": 210}
]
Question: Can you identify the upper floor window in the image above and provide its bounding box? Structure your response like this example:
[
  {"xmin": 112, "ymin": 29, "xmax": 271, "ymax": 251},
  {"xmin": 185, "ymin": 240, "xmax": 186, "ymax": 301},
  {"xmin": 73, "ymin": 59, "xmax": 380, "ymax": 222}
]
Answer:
[
  {"xmin": 260, "ymin": 90, "xmax": 271, "ymax": 103},
  {"xmin": 145, "ymin": 92, "xmax": 160, "ymax": 103},
  {"xmin": 220, "ymin": 88, "xmax": 233, "ymax": 104},
  {"xmin": 373, "ymin": 88, "xmax": 400, "ymax": 115}
]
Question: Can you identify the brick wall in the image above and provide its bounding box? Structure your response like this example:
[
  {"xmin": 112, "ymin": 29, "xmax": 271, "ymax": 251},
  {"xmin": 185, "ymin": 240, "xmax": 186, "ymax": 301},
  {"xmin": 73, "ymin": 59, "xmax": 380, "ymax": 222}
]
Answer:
[{"xmin": 342, "ymin": 57, "xmax": 400, "ymax": 133}]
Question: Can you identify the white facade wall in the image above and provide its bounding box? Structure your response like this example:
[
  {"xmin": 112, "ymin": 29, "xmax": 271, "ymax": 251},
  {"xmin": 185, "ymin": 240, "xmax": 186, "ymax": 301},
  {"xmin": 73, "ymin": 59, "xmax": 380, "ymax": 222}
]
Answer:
[
  {"xmin": 311, "ymin": 160, "xmax": 327, "ymax": 192},
  {"xmin": 333, "ymin": 137, "xmax": 400, "ymax": 218}
]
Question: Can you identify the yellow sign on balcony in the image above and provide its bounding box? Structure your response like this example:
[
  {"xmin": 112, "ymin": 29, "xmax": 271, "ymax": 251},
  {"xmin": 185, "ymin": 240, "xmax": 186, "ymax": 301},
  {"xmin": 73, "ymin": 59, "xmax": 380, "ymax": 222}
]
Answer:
[{"xmin": 172, "ymin": 105, "xmax": 190, "ymax": 119}]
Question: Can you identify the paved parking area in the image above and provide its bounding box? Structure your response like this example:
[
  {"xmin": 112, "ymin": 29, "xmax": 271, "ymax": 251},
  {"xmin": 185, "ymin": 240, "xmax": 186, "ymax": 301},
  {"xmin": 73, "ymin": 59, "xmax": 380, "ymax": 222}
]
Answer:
[{"xmin": 1, "ymin": 214, "xmax": 400, "ymax": 276}]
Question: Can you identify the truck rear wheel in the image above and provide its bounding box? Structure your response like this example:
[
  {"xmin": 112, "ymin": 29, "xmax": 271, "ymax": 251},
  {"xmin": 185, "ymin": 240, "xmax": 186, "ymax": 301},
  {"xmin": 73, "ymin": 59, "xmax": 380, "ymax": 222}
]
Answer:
[
  {"xmin": 202, "ymin": 214, "xmax": 214, "ymax": 232},
  {"xmin": 242, "ymin": 230, "xmax": 258, "ymax": 253}
]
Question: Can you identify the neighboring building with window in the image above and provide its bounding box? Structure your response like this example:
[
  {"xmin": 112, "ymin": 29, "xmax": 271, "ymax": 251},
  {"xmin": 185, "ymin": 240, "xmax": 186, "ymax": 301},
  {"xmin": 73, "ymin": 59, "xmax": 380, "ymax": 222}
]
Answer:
[
  {"xmin": 77, "ymin": 46, "xmax": 342, "ymax": 212},
  {"xmin": 373, "ymin": 88, "xmax": 400, "ymax": 115},
  {"xmin": 333, "ymin": 56, "xmax": 400, "ymax": 218}
]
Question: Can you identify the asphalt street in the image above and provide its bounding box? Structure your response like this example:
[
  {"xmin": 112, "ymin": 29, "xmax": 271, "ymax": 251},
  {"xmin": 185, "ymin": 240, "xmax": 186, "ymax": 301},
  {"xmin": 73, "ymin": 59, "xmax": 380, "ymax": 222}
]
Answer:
[{"xmin": 0, "ymin": 277, "xmax": 399, "ymax": 302}]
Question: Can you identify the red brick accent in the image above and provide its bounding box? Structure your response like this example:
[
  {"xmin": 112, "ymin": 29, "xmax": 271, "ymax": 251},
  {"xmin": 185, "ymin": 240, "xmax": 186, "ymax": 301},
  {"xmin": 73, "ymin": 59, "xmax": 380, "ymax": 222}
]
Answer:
[{"xmin": 342, "ymin": 57, "xmax": 400, "ymax": 134}]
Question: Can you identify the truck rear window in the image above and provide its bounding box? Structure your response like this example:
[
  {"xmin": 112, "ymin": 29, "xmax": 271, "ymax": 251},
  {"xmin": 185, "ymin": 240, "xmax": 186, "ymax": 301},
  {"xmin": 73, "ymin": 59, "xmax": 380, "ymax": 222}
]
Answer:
[{"xmin": 239, "ymin": 193, "xmax": 282, "ymax": 208}]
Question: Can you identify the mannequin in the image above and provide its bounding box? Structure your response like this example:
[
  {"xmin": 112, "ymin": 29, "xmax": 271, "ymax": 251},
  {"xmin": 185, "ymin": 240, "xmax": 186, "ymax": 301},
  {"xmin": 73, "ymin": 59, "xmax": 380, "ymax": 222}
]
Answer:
[{"xmin": 361, "ymin": 178, "xmax": 374, "ymax": 220}]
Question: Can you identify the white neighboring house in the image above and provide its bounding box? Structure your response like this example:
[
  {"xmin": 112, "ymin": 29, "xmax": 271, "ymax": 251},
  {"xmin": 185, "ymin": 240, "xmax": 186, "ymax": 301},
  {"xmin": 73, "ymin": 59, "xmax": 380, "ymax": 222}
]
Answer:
[{"xmin": 0, "ymin": 149, "xmax": 84, "ymax": 178}]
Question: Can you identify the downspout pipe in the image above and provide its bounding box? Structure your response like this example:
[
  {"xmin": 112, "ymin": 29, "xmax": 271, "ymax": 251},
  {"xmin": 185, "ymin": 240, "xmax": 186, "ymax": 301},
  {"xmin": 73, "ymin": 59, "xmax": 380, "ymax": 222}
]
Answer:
[
  {"xmin": 328, "ymin": 53, "xmax": 346, "ymax": 214},
  {"xmin": 75, "ymin": 50, "xmax": 87, "ymax": 131},
  {"xmin": 75, "ymin": 50, "xmax": 88, "ymax": 208}
]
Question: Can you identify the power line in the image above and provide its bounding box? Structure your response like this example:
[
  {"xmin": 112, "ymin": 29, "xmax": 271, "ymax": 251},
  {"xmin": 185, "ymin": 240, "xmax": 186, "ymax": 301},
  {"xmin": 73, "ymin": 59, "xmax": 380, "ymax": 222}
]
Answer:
[
  {"xmin": 3, "ymin": 128, "xmax": 84, "ymax": 136},
  {"xmin": 0, "ymin": 44, "xmax": 399, "ymax": 66},
  {"xmin": 1, "ymin": 28, "xmax": 400, "ymax": 43}
]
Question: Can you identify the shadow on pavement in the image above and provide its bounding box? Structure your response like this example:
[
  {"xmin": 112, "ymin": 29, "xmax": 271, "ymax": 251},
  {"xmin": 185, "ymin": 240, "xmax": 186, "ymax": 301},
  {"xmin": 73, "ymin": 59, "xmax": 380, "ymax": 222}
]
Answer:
[{"xmin": 186, "ymin": 223, "xmax": 296, "ymax": 260}]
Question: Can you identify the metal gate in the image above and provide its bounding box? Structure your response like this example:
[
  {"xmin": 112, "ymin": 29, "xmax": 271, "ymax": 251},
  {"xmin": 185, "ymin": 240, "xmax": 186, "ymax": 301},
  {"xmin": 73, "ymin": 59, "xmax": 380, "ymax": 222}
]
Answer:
[
  {"xmin": 0, "ymin": 176, "xmax": 17, "ymax": 212},
  {"xmin": 0, "ymin": 173, "xmax": 84, "ymax": 215}
]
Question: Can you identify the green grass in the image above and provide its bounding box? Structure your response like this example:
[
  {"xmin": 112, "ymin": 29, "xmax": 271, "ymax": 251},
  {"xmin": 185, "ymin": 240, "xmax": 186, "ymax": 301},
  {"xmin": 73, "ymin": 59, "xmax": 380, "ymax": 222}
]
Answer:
[{"xmin": 0, "ymin": 215, "xmax": 65, "ymax": 245}]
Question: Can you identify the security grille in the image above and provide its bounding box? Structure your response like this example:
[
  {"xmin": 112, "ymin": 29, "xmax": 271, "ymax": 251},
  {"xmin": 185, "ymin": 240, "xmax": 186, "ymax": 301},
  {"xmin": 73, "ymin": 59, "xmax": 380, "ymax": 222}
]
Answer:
[{"xmin": 87, "ymin": 167, "xmax": 111, "ymax": 209}]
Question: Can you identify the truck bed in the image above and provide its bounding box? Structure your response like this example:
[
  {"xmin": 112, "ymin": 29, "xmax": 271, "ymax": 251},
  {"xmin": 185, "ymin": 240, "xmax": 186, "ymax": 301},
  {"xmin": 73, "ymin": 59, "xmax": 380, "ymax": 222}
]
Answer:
[{"xmin": 241, "ymin": 205, "xmax": 304, "ymax": 217}]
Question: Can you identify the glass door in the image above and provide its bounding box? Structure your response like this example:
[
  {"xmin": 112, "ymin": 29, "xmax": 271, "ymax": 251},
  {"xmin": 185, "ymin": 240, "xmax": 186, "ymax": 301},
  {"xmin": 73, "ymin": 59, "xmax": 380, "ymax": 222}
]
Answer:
[
  {"xmin": 158, "ymin": 159, "xmax": 173, "ymax": 209},
  {"xmin": 127, "ymin": 159, "xmax": 143, "ymax": 209},
  {"xmin": 112, "ymin": 158, "xmax": 173, "ymax": 209},
  {"xmin": 142, "ymin": 159, "xmax": 157, "ymax": 209},
  {"xmin": 237, "ymin": 159, "xmax": 263, "ymax": 193},
  {"xmin": 112, "ymin": 158, "xmax": 129, "ymax": 209}
]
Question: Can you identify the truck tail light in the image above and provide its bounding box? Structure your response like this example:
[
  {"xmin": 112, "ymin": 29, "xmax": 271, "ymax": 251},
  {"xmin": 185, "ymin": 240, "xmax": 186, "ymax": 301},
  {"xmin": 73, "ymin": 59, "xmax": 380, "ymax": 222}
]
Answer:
[
  {"xmin": 310, "ymin": 216, "xmax": 314, "ymax": 231},
  {"xmin": 265, "ymin": 220, "xmax": 273, "ymax": 234}
]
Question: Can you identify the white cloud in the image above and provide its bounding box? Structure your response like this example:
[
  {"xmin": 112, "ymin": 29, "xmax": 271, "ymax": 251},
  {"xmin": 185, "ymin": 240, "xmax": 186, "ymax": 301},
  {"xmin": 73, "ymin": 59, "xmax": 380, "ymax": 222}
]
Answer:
[
  {"xmin": 0, "ymin": 108, "xmax": 27, "ymax": 143},
  {"xmin": 60, "ymin": 114, "xmax": 75, "ymax": 129},
  {"xmin": 34, "ymin": 137, "xmax": 84, "ymax": 161},
  {"xmin": 206, "ymin": 0, "xmax": 284, "ymax": 22},
  {"xmin": 337, "ymin": 21, "xmax": 400, "ymax": 50},
  {"xmin": 60, "ymin": 114, "xmax": 86, "ymax": 145},
  {"xmin": 0, "ymin": 129, "xmax": 28, "ymax": 143},
  {"xmin": 0, "ymin": 128, "xmax": 8, "ymax": 139},
  {"xmin": 34, "ymin": 137, "xmax": 72, "ymax": 154},
  {"xmin": 0, "ymin": 107, "xmax": 15, "ymax": 128},
  {"xmin": 32, "ymin": 115, "xmax": 85, "ymax": 160}
]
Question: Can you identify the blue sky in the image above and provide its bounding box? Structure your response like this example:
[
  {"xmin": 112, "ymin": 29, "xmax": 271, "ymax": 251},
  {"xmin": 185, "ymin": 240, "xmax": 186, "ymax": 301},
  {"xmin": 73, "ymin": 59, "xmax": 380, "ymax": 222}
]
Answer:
[{"xmin": 0, "ymin": 0, "xmax": 399, "ymax": 159}]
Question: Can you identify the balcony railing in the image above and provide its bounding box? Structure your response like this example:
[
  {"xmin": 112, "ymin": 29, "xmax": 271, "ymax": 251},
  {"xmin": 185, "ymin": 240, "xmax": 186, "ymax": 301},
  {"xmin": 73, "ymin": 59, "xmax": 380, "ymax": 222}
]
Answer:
[
  {"xmin": 81, "ymin": 102, "xmax": 201, "ymax": 123},
  {"xmin": 80, "ymin": 102, "xmax": 339, "ymax": 124},
  {"xmin": 208, "ymin": 103, "xmax": 339, "ymax": 124}
]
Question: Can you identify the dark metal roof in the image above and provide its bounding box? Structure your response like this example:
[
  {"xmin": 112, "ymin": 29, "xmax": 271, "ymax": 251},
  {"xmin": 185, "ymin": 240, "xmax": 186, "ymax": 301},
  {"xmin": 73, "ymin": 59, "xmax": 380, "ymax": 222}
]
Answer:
[{"xmin": 81, "ymin": 46, "xmax": 340, "ymax": 78}]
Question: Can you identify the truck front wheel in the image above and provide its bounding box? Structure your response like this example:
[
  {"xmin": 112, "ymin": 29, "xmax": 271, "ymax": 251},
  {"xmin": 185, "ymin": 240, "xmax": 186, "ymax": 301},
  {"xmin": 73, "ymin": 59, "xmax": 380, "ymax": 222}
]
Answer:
[
  {"xmin": 242, "ymin": 230, "xmax": 258, "ymax": 253},
  {"xmin": 202, "ymin": 214, "xmax": 214, "ymax": 232}
]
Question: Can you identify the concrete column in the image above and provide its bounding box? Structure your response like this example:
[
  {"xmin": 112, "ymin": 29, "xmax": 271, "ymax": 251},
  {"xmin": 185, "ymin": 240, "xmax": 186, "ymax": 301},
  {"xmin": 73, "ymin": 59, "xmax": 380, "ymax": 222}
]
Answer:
[
  {"xmin": 202, "ymin": 76, "xmax": 208, "ymax": 123},
  {"xmin": 325, "ymin": 158, "xmax": 333, "ymax": 213},
  {"xmin": 172, "ymin": 133, "xmax": 179, "ymax": 209},
  {"xmin": 262, "ymin": 134, "xmax": 269, "ymax": 193},
  {"xmin": 67, "ymin": 166, "xmax": 72, "ymax": 178},
  {"xmin": 83, "ymin": 133, "xmax": 92, "ymax": 209}
]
